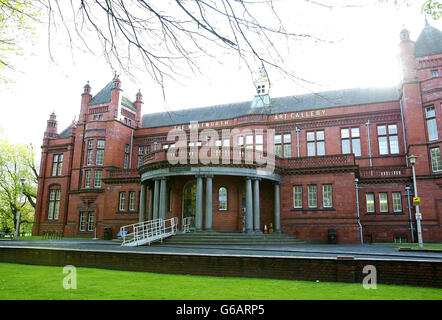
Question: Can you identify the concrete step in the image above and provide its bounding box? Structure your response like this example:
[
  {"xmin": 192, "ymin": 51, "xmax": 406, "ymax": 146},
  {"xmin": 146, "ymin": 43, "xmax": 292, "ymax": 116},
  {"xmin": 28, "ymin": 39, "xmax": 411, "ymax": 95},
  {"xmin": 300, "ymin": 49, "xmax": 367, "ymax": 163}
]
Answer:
[{"xmin": 162, "ymin": 232, "xmax": 305, "ymax": 246}]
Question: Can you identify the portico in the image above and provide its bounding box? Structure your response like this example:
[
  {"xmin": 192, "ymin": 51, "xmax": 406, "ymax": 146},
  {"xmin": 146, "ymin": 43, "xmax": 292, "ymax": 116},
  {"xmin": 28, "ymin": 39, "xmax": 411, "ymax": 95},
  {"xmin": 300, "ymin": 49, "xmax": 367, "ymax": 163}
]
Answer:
[{"xmin": 138, "ymin": 166, "xmax": 281, "ymax": 233}]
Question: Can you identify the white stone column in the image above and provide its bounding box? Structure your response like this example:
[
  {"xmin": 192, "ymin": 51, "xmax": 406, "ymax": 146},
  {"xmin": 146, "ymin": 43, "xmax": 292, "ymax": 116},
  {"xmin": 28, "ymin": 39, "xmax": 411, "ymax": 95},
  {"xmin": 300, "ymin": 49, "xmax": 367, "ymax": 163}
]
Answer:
[
  {"xmin": 159, "ymin": 178, "xmax": 167, "ymax": 220},
  {"xmin": 196, "ymin": 175, "xmax": 203, "ymax": 231},
  {"xmin": 274, "ymin": 182, "xmax": 281, "ymax": 233},
  {"xmin": 139, "ymin": 183, "xmax": 146, "ymax": 223},
  {"xmin": 253, "ymin": 178, "xmax": 261, "ymax": 233},
  {"xmin": 152, "ymin": 179, "xmax": 160, "ymax": 220},
  {"xmin": 245, "ymin": 177, "xmax": 253, "ymax": 233},
  {"xmin": 205, "ymin": 175, "xmax": 213, "ymax": 231}
]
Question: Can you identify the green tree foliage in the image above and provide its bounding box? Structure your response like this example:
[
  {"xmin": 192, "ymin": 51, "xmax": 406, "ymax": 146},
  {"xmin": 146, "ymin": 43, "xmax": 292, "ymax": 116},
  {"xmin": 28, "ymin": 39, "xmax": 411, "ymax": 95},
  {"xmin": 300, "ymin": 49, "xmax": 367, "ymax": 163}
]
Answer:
[
  {"xmin": 0, "ymin": 0, "xmax": 38, "ymax": 83},
  {"xmin": 0, "ymin": 138, "xmax": 38, "ymax": 234}
]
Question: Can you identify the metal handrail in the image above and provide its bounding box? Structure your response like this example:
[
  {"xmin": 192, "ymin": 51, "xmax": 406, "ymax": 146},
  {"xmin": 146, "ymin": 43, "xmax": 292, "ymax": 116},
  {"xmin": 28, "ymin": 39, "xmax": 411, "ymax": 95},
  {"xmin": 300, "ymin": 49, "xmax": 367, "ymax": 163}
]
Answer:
[
  {"xmin": 182, "ymin": 216, "xmax": 193, "ymax": 233},
  {"xmin": 120, "ymin": 217, "xmax": 178, "ymax": 246}
]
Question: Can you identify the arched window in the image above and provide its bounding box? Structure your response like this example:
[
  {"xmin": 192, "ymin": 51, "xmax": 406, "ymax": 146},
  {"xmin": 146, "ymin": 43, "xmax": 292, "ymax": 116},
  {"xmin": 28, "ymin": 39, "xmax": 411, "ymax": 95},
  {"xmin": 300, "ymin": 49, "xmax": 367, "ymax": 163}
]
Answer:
[
  {"xmin": 218, "ymin": 187, "xmax": 228, "ymax": 211},
  {"xmin": 48, "ymin": 187, "xmax": 61, "ymax": 220}
]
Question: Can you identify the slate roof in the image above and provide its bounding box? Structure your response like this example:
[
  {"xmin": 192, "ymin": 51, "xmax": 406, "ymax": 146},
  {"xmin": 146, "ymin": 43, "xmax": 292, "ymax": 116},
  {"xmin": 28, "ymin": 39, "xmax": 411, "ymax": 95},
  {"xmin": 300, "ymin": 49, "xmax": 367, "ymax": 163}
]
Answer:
[
  {"xmin": 88, "ymin": 80, "xmax": 137, "ymax": 112},
  {"xmin": 415, "ymin": 23, "xmax": 442, "ymax": 57},
  {"xmin": 142, "ymin": 86, "xmax": 399, "ymax": 128},
  {"xmin": 58, "ymin": 124, "xmax": 72, "ymax": 138}
]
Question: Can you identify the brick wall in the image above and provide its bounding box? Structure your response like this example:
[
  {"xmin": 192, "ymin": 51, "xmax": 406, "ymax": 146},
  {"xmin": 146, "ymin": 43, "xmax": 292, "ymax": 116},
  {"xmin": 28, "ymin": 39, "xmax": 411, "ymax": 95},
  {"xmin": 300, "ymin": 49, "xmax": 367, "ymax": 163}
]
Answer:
[{"xmin": 0, "ymin": 247, "xmax": 440, "ymax": 288}]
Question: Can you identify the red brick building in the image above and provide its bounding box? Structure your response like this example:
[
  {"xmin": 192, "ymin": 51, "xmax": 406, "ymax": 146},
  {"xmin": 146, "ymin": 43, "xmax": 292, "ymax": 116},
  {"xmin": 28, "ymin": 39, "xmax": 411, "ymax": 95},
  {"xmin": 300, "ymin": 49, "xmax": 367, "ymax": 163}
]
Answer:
[{"xmin": 32, "ymin": 24, "xmax": 442, "ymax": 243}]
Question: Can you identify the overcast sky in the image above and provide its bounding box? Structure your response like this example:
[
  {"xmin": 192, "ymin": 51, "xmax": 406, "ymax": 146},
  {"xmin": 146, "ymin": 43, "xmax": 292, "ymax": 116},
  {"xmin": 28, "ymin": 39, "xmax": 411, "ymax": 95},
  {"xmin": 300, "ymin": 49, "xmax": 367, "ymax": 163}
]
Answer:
[{"xmin": 0, "ymin": 1, "xmax": 440, "ymax": 156}]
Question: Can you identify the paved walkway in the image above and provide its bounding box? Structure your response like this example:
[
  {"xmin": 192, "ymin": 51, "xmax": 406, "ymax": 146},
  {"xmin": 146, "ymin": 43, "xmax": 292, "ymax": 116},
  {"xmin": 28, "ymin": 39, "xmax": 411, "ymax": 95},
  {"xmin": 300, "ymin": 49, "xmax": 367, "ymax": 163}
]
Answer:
[{"xmin": 1, "ymin": 239, "xmax": 441, "ymax": 261}]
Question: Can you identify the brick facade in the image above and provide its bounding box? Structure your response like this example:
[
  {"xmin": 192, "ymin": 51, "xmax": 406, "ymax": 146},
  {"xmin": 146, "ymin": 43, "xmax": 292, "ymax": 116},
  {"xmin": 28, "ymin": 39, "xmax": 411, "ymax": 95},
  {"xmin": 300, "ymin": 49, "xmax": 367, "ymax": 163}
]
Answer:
[{"xmin": 32, "ymin": 25, "xmax": 442, "ymax": 244}]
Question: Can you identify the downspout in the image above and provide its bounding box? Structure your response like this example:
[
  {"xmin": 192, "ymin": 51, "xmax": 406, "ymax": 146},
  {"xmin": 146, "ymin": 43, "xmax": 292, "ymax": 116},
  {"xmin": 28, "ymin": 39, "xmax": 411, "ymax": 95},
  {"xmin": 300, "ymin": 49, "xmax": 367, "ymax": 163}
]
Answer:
[
  {"xmin": 129, "ymin": 129, "xmax": 134, "ymax": 169},
  {"xmin": 365, "ymin": 120, "xmax": 372, "ymax": 168},
  {"xmin": 295, "ymin": 126, "xmax": 300, "ymax": 157},
  {"xmin": 399, "ymin": 97, "xmax": 409, "ymax": 167},
  {"xmin": 355, "ymin": 178, "xmax": 364, "ymax": 244}
]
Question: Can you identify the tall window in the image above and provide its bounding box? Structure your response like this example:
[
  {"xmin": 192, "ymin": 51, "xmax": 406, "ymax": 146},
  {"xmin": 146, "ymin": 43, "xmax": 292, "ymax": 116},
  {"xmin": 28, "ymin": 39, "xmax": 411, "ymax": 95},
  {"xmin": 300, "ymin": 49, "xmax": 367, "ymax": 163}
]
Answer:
[
  {"xmin": 366, "ymin": 193, "xmax": 375, "ymax": 213},
  {"xmin": 79, "ymin": 212, "xmax": 87, "ymax": 231},
  {"xmin": 255, "ymin": 134, "xmax": 263, "ymax": 151},
  {"xmin": 245, "ymin": 135, "xmax": 253, "ymax": 150},
  {"xmin": 137, "ymin": 146, "xmax": 144, "ymax": 167},
  {"xmin": 275, "ymin": 133, "xmax": 291, "ymax": 157},
  {"xmin": 430, "ymin": 147, "xmax": 442, "ymax": 172},
  {"xmin": 341, "ymin": 128, "xmax": 361, "ymax": 157},
  {"xmin": 87, "ymin": 212, "xmax": 95, "ymax": 232},
  {"xmin": 87, "ymin": 140, "xmax": 94, "ymax": 165},
  {"xmin": 307, "ymin": 130, "xmax": 325, "ymax": 156},
  {"xmin": 94, "ymin": 170, "xmax": 102, "ymax": 188},
  {"xmin": 85, "ymin": 170, "xmax": 91, "ymax": 188},
  {"xmin": 124, "ymin": 144, "xmax": 130, "ymax": 169},
  {"xmin": 392, "ymin": 192, "xmax": 402, "ymax": 213},
  {"xmin": 128, "ymin": 191, "xmax": 136, "ymax": 211},
  {"xmin": 308, "ymin": 185, "xmax": 317, "ymax": 208},
  {"xmin": 293, "ymin": 186, "xmax": 302, "ymax": 209},
  {"xmin": 219, "ymin": 187, "xmax": 228, "ymax": 211},
  {"xmin": 48, "ymin": 189, "xmax": 61, "ymax": 220},
  {"xmin": 425, "ymin": 106, "xmax": 438, "ymax": 141},
  {"xmin": 96, "ymin": 140, "xmax": 105, "ymax": 165},
  {"xmin": 79, "ymin": 212, "xmax": 94, "ymax": 232},
  {"xmin": 377, "ymin": 124, "xmax": 399, "ymax": 155},
  {"xmin": 119, "ymin": 192, "xmax": 126, "ymax": 211},
  {"xmin": 52, "ymin": 154, "xmax": 63, "ymax": 176},
  {"xmin": 379, "ymin": 193, "xmax": 388, "ymax": 213},
  {"xmin": 322, "ymin": 184, "xmax": 333, "ymax": 208}
]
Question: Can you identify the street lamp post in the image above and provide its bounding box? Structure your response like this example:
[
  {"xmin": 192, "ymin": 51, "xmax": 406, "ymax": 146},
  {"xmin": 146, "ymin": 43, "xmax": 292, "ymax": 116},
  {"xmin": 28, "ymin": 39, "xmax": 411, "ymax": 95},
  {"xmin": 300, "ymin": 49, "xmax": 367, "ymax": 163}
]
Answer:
[
  {"xmin": 409, "ymin": 155, "xmax": 423, "ymax": 248},
  {"xmin": 14, "ymin": 178, "xmax": 26, "ymax": 240}
]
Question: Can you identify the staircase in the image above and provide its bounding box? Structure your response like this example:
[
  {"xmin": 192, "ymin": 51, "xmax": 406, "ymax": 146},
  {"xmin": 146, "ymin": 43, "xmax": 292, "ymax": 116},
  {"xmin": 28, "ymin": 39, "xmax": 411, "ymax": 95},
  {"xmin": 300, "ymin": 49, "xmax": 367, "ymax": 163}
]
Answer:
[
  {"xmin": 161, "ymin": 231, "xmax": 304, "ymax": 246},
  {"xmin": 120, "ymin": 217, "xmax": 178, "ymax": 247}
]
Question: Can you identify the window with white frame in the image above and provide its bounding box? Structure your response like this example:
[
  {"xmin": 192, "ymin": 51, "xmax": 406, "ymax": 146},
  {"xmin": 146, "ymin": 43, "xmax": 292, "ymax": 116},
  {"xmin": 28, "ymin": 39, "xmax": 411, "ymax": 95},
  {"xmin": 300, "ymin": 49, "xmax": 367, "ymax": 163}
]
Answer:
[
  {"xmin": 87, "ymin": 140, "xmax": 94, "ymax": 165},
  {"xmin": 52, "ymin": 154, "xmax": 63, "ymax": 176},
  {"xmin": 425, "ymin": 106, "xmax": 438, "ymax": 141},
  {"xmin": 87, "ymin": 212, "xmax": 95, "ymax": 232},
  {"xmin": 379, "ymin": 193, "xmax": 388, "ymax": 213},
  {"xmin": 255, "ymin": 134, "xmax": 263, "ymax": 151},
  {"xmin": 307, "ymin": 130, "xmax": 325, "ymax": 156},
  {"xmin": 275, "ymin": 133, "xmax": 291, "ymax": 158},
  {"xmin": 79, "ymin": 212, "xmax": 87, "ymax": 231},
  {"xmin": 128, "ymin": 191, "xmax": 136, "ymax": 211},
  {"xmin": 322, "ymin": 184, "xmax": 333, "ymax": 208},
  {"xmin": 377, "ymin": 124, "xmax": 399, "ymax": 155},
  {"xmin": 366, "ymin": 193, "xmax": 375, "ymax": 213},
  {"xmin": 94, "ymin": 170, "xmax": 102, "ymax": 188},
  {"xmin": 293, "ymin": 186, "xmax": 302, "ymax": 209},
  {"xmin": 341, "ymin": 128, "xmax": 361, "ymax": 157},
  {"xmin": 48, "ymin": 189, "xmax": 61, "ymax": 220},
  {"xmin": 392, "ymin": 192, "xmax": 402, "ymax": 212},
  {"xmin": 430, "ymin": 147, "xmax": 442, "ymax": 172},
  {"xmin": 308, "ymin": 185, "xmax": 317, "ymax": 208},
  {"xmin": 96, "ymin": 140, "xmax": 105, "ymax": 165},
  {"xmin": 85, "ymin": 170, "xmax": 91, "ymax": 188},
  {"xmin": 119, "ymin": 192, "xmax": 126, "ymax": 211}
]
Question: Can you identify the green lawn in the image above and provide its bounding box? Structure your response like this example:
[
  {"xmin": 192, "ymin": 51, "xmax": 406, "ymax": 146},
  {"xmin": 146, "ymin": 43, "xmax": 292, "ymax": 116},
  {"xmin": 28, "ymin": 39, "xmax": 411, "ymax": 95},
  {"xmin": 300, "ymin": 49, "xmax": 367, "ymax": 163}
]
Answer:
[
  {"xmin": 0, "ymin": 263, "xmax": 440, "ymax": 300},
  {"xmin": 374, "ymin": 243, "xmax": 442, "ymax": 250}
]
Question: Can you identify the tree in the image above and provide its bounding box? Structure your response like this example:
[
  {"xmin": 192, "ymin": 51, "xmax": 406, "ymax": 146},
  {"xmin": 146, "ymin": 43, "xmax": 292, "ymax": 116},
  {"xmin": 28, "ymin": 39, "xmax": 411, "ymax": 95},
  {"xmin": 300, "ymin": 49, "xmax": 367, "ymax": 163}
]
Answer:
[
  {"xmin": 0, "ymin": 0, "xmax": 39, "ymax": 83},
  {"xmin": 0, "ymin": 138, "xmax": 37, "ymax": 235}
]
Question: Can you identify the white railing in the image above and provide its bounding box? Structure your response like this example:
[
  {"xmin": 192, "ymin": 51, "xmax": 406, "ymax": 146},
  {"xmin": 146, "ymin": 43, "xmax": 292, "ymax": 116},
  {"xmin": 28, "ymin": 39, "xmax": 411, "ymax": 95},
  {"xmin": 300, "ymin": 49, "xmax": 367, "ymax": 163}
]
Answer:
[
  {"xmin": 120, "ymin": 217, "xmax": 178, "ymax": 247},
  {"xmin": 182, "ymin": 216, "xmax": 193, "ymax": 233}
]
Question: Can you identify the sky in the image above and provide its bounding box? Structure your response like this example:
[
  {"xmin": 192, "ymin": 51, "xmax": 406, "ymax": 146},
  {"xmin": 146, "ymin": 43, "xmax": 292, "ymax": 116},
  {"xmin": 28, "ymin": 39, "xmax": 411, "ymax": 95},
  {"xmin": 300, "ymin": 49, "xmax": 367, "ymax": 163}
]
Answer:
[{"xmin": 0, "ymin": 1, "xmax": 440, "ymax": 158}]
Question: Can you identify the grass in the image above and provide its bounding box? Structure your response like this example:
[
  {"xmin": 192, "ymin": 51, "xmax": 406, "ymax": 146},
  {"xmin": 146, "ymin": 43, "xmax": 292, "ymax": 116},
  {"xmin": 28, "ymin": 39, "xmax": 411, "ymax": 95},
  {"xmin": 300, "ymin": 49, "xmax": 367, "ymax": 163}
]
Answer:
[
  {"xmin": 373, "ymin": 243, "xmax": 442, "ymax": 250},
  {"xmin": 3, "ymin": 236, "xmax": 94, "ymax": 241},
  {"xmin": 0, "ymin": 262, "xmax": 441, "ymax": 300}
]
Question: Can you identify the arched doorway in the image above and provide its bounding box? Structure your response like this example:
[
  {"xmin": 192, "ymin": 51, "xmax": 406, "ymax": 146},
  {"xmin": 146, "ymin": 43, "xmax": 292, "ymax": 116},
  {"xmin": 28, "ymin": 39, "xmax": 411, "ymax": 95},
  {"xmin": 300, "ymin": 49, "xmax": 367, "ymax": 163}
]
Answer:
[{"xmin": 182, "ymin": 180, "xmax": 196, "ymax": 230}]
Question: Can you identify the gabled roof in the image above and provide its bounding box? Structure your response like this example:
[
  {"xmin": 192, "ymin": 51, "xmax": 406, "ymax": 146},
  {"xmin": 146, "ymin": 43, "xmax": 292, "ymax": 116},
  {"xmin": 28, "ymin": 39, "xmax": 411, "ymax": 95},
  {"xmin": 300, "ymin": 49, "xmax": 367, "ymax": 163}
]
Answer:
[
  {"xmin": 415, "ymin": 23, "xmax": 442, "ymax": 57},
  {"xmin": 58, "ymin": 124, "xmax": 73, "ymax": 138},
  {"xmin": 142, "ymin": 86, "xmax": 398, "ymax": 128},
  {"xmin": 88, "ymin": 79, "xmax": 137, "ymax": 112}
]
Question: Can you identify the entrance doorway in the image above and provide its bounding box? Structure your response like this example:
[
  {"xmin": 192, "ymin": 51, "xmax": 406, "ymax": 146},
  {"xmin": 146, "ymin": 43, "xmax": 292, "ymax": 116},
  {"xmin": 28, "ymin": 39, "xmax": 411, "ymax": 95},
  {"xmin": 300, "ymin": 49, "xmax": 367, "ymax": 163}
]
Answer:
[{"xmin": 182, "ymin": 180, "xmax": 196, "ymax": 231}]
